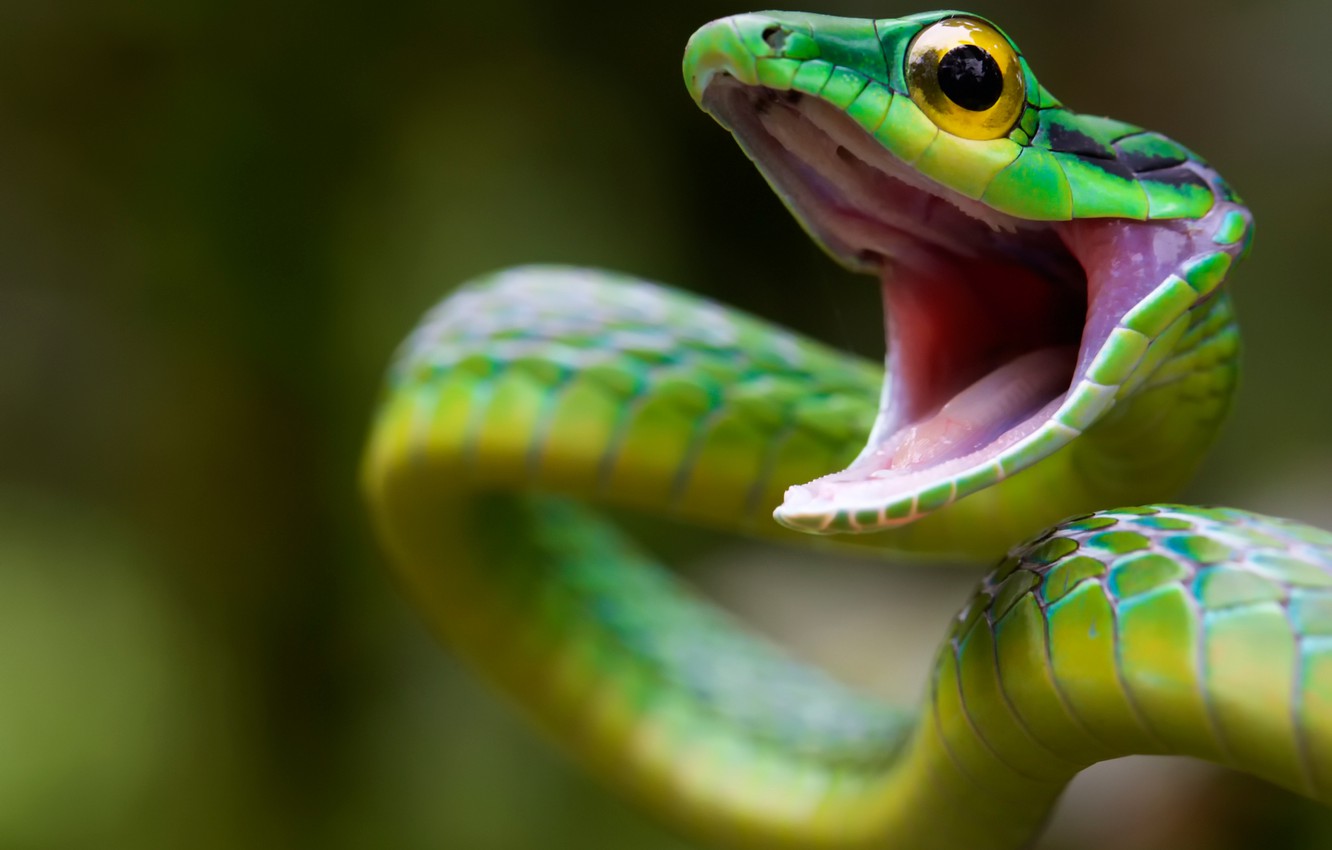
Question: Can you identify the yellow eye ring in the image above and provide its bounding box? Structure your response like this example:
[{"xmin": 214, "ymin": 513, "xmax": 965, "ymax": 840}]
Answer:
[{"xmin": 906, "ymin": 17, "xmax": 1025, "ymax": 141}]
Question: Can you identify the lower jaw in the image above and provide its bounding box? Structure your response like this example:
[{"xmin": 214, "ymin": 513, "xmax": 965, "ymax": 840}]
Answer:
[
  {"xmin": 873, "ymin": 345, "xmax": 1077, "ymax": 473},
  {"xmin": 700, "ymin": 79, "xmax": 1218, "ymax": 531}
]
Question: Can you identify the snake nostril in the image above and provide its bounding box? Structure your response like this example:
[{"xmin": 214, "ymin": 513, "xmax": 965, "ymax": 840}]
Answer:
[{"xmin": 762, "ymin": 25, "xmax": 789, "ymax": 51}]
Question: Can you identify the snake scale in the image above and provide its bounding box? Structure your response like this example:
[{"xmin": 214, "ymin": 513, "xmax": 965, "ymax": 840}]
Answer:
[{"xmin": 362, "ymin": 10, "xmax": 1332, "ymax": 849}]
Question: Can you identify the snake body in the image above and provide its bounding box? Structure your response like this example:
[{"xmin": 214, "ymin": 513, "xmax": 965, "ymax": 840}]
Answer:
[{"xmin": 363, "ymin": 11, "xmax": 1332, "ymax": 849}]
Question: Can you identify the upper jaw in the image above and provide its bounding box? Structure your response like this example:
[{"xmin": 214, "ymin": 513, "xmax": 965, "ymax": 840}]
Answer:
[{"xmin": 699, "ymin": 75, "xmax": 1235, "ymax": 534}]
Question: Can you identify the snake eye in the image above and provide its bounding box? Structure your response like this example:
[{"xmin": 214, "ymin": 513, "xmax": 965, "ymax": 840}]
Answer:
[{"xmin": 906, "ymin": 17, "xmax": 1025, "ymax": 141}]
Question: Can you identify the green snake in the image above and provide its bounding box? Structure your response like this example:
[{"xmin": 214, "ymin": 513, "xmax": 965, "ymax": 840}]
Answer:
[{"xmin": 362, "ymin": 10, "xmax": 1332, "ymax": 849}]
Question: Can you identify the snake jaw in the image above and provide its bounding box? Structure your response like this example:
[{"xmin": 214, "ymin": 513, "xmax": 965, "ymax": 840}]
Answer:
[{"xmin": 698, "ymin": 75, "xmax": 1248, "ymax": 535}]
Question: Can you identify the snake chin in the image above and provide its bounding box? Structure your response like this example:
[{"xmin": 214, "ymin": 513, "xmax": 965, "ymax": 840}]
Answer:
[{"xmin": 701, "ymin": 76, "xmax": 1212, "ymax": 527}]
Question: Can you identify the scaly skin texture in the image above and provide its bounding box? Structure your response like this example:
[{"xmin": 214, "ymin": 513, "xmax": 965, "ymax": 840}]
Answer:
[{"xmin": 362, "ymin": 11, "xmax": 1329, "ymax": 850}]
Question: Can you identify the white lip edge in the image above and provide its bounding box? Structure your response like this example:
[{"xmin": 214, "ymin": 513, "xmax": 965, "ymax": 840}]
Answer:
[
  {"xmin": 772, "ymin": 416, "xmax": 1082, "ymax": 533},
  {"xmin": 694, "ymin": 69, "xmax": 1245, "ymax": 534},
  {"xmin": 769, "ymin": 272, "xmax": 1164, "ymax": 531},
  {"xmin": 748, "ymin": 94, "xmax": 1092, "ymax": 533},
  {"xmin": 700, "ymin": 77, "xmax": 1086, "ymax": 533},
  {"xmin": 772, "ymin": 183, "xmax": 1246, "ymax": 534}
]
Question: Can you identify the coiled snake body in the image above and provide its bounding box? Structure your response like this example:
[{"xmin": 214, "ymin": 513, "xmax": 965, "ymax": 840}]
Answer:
[{"xmin": 363, "ymin": 10, "xmax": 1332, "ymax": 849}]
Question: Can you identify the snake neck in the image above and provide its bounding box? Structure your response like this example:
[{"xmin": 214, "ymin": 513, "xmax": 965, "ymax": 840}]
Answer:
[
  {"xmin": 685, "ymin": 12, "xmax": 1252, "ymax": 543},
  {"xmin": 355, "ymin": 10, "xmax": 1332, "ymax": 850}
]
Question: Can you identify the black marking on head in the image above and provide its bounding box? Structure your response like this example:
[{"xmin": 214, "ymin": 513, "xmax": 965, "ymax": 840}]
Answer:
[
  {"xmin": 1046, "ymin": 122, "xmax": 1114, "ymax": 159},
  {"xmin": 937, "ymin": 44, "xmax": 1003, "ymax": 111},
  {"xmin": 1033, "ymin": 111, "xmax": 1116, "ymax": 159},
  {"xmin": 1139, "ymin": 166, "xmax": 1210, "ymax": 191},
  {"xmin": 1119, "ymin": 149, "xmax": 1188, "ymax": 173},
  {"xmin": 1074, "ymin": 153, "xmax": 1136, "ymax": 181},
  {"xmin": 1112, "ymin": 132, "xmax": 1190, "ymax": 174}
]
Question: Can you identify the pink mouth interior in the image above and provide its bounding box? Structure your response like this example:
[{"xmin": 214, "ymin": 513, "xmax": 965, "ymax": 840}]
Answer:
[
  {"xmin": 877, "ymin": 242, "xmax": 1080, "ymax": 472},
  {"xmin": 700, "ymin": 77, "xmax": 1202, "ymax": 508}
]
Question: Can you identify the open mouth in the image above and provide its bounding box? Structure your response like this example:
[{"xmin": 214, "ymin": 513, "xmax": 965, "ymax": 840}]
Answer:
[{"xmin": 699, "ymin": 77, "xmax": 1213, "ymax": 532}]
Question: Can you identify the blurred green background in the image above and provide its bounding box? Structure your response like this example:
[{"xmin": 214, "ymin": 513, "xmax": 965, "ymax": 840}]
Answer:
[{"xmin": 5, "ymin": 0, "xmax": 1332, "ymax": 847}]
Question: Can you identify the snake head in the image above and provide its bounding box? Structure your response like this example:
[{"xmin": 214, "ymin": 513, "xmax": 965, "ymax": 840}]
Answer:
[{"xmin": 683, "ymin": 11, "xmax": 1254, "ymax": 542}]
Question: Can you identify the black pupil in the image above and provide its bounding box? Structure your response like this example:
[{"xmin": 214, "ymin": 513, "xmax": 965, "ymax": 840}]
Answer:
[{"xmin": 936, "ymin": 44, "xmax": 1003, "ymax": 111}]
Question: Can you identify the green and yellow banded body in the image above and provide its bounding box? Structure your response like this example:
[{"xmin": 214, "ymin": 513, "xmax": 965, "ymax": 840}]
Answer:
[{"xmin": 363, "ymin": 10, "xmax": 1331, "ymax": 850}]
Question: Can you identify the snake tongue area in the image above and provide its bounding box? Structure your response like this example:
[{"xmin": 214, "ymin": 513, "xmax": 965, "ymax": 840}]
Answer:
[{"xmin": 699, "ymin": 78, "xmax": 1209, "ymax": 532}]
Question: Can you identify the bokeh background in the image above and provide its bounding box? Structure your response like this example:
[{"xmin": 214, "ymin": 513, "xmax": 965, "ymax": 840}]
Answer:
[{"xmin": 6, "ymin": 0, "xmax": 1332, "ymax": 847}]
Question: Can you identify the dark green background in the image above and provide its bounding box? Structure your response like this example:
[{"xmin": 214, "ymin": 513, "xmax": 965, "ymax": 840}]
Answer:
[{"xmin": 5, "ymin": 0, "xmax": 1332, "ymax": 847}]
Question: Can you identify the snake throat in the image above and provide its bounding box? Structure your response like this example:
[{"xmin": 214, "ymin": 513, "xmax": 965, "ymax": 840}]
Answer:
[{"xmin": 698, "ymin": 74, "xmax": 1242, "ymax": 533}]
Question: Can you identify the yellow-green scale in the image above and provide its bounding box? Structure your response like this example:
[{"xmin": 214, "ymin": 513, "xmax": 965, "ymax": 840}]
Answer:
[
  {"xmin": 1204, "ymin": 603, "xmax": 1306, "ymax": 788},
  {"xmin": 360, "ymin": 6, "xmax": 1332, "ymax": 847},
  {"xmin": 992, "ymin": 594, "xmax": 1116, "ymax": 763},
  {"xmin": 1046, "ymin": 581, "xmax": 1164, "ymax": 751},
  {"xmin": 1298, "ymin": 636, "xmax": 1332, "ymax": 795},
  {"xmin": 954, "ymin": 614, "xmax": 1080, "ymax": 781},
  {"xmin": 1116, "ymin": 584, "xmax": 1227, "ymax": 760}
]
